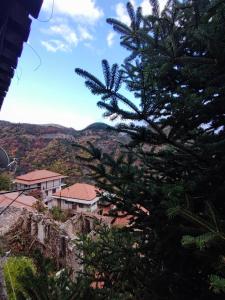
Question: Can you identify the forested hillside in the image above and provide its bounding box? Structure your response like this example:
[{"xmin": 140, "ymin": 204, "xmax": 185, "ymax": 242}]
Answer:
[{"xmin": 0, "ymin": 121, "xmax": 121, "ymax": 184}]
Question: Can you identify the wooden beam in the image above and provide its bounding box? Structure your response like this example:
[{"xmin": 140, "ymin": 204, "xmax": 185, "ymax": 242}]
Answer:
[
  {"xmin": 0, "ymin": 0, "xmax": 44, "ymax": 109},
  {"xmin": 10, "ymin": 1, "xmax": 31, "ymax": 27},
  {"xmin": 0, "ymin": 70, "xmax": 11, "ymax": 82},
  {"xmin": 0, "ymin": 56, "xmax": 18, "ymax": 70},
  {"xmin": 18, "ymin": 0, "xmax": 44, "ymax": 19},
  {"xmin": 0, "ymin": 73, "xmax": 11, "ymax": 84},
  {"xmin": 6, "ymin": 40, "xmax": 23, "ymax": 57},
  {"xmin": 0, "ymin": 63, "xmax": 14, "ymax": 77},
  {"xmin": 5, "ymin": 27, "xmax": 24, "ymax": 52},
  {"xmin": 0, "ymin": 97, "xmax": 4, "ymax": 110},
  {"xmin": 8, "ymin": 19, "xmax": 31, "ymax": 42},
  {"xmin": 9, "ymin": 2, "xmax": 31, "ymax": 42},
  {"xmin": 0, "ymin": 82, "xmax": 9, "ymax": 91},
  {"xmin": 0, "ymin": 92, "xmax": 6, "ymax": 98},
  {"xmin": 1, "ymin": 47, "xmax": 18, "ymax": 68},
  {"xmin": 0, "ymin": 0, "xmax": 13, "ymax": 27}
]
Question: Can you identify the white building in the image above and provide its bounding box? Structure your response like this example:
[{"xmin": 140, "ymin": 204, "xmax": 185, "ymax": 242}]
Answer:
[
  {"xmin": 49, "ymin": 183, "xmax": 100, "ymax": 212},
  {"xmin": 14, "ymin": 170, "xmax": 66, "ymax": 201}
]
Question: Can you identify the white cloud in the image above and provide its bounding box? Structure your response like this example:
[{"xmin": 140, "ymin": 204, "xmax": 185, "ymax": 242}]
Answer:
[
  {"xmin": 158, "ymin": 0, "xmax": 168, "ymax": 12},
  {"xmin": 115, "ymin": 2, "xmax": 130, "ymax": 26},
  {"xmin": 107, "ymin": 31, "xmax": 116, "ymax": 47},
  {"xmin": 42, "ymin": 0, "xmax": 103, "ymax": 23},
  {"xmin": 130, "ymin": 0, "xmax": 136, "ymax": 7},
  {"xmin": 49, "ymin": 24, "xmax": 78, "ymax": 45},
  {"xmin": 78, "ymin": 26, "xmax": 93, "ymax": 41},
  {"xmin": 141, "ymin": 0, "xmax": 167, "ymax": 15},
  {"xmin": 42, "ymin": 20, "xmax": 95, "ymax": 52},
  {"xmin": 115, "ymin": 1, "xmax": 168, "ymax": 24},
  {"xmin": 41, "ymin": 40, "xmax": 71, "ymax": 52},
  {"xmin": 140, "ymin": 0, "xmax": 152, "ymax": 16},
  {"xmin": 41, "ymin": 22, "xmax": 78, "ymax": 52}
]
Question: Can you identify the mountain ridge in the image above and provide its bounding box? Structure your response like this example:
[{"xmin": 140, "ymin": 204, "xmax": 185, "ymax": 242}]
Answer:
[
  {"xmin": 0, "ymin": 120, "xmax": 120, "ymax": 185},
  {"xmin": 0, "ymin": 120, "xmax": 112, "ymax": 132}
]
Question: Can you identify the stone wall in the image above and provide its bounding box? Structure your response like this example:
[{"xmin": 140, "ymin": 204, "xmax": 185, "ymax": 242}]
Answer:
[
  {"xmin": 0, "ymin": 207, "xmax": 24, "ymax": 236},
  {"xmin": 1, "ymin": 208, "xmax": 111, "ymax": 277},
  {"xmin": 4, "ymin": 211, "xmax": 80, "ymax": 276}
]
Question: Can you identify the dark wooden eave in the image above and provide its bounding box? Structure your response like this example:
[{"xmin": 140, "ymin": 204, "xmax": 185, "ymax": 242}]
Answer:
[{"xmin": 0, "ymin": 0, "xmax": 43, "ymax": 109}]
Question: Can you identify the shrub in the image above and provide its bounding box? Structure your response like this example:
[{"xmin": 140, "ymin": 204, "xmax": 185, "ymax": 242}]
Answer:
[{"xmin": 3, "ymin": 256, "xmax": 35, "ymax": 300}]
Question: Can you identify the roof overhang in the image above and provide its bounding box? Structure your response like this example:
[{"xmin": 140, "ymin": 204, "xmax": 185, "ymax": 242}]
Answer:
[
  {"xmin": 51, "ymin": 196, "xmax": 99, "ymax": 205},
  {"xmin": 14, "ymin": 175, "xmax": 67, "ymax": 185},
  {"xmin": 0, "ymin": 0, "xmax": 43, "ymax": 109}
]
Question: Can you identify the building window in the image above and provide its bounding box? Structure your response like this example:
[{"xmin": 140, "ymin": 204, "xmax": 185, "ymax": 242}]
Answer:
[
  {"xmin": 46, "ymin": 191, "xmax": 48, "ymax": 196},
  {"xmin": 72, "ymin": 204, "xmax": 77, "ymax": 210},
  {"xmin": 52, "ymin": 188, "xmax": 56, "ymax": 193}
]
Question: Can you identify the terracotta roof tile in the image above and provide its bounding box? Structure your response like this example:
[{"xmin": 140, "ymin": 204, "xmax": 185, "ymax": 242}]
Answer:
[
  {"xmin": 54, "ymin": 183, "xmax": 99, "ymax": 201},
  {"xmin": 0, "ymin": 192, "xmax": 37, "ymax": 212},
  {"xmin": 15, "ymin": 169, "xmax": 66, "ymax": 184},
  {"xmin": 101, "ymin": 206, "xmax": 134, "ymax": 227}
]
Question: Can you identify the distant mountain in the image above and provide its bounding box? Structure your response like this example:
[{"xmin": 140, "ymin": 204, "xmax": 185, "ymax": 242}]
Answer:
[
  {"xmin": 0, "ymin": 120, "xmax": 121, "ymax": 185},
  {"xmin": 82, "ymin": 122, "xmax": 113, "ymax": 131},
  {"xmin": 40, "ymin": 123, "xmax": 70, "ymax": 129}
]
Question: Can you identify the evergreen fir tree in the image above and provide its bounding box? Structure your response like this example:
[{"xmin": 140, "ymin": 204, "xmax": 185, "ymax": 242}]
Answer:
[
  {"xmin": 74, "ymin": 1, "xmax": 225, "ymax": 299},
  {"xmin": 16, "ymin": 251, "xmax": 78, "ymax": 300}
]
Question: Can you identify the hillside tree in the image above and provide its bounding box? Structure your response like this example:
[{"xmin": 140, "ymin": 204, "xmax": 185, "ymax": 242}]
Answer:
[{"xmin": 0, "ymin": 173, "xmax": 12, "ymax": 191}]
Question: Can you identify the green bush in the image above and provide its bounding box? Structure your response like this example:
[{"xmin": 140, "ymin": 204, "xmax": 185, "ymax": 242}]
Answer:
[
  {"xmin": 50, "ymin": 206, "xmax": 66, "ymax": 222},
  {"xmin": 3, "ymin": 256, "xmax": 35, "ymax": 300}
]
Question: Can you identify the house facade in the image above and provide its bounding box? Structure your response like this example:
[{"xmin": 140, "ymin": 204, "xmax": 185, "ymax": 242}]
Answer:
[
  {"xmin": 49, "ymin": 183, "xmax": 100, "ymax": 213},
  {"xmin": 14, "ymin": 170, "xmax": 66, "ymax": 201}
]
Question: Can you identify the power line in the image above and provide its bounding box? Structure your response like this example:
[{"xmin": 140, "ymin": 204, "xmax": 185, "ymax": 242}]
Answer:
[
  {"xmin": 0, "ymin": 191, "xmax": 25, "ymax": 216},
  {"xmin": 26, "ymin": 42, "xmax": 42, "ymax": 71},
  {"xmin": 37, "ymin": 0, "xmax": 55, "ymax": 23},
  {"xmin": 0, "ymin": 187, "xmax": 37, "ymax": 195},
  {"xmin": 0, "ymin": 187, "xmax": 37, "ymax": 216}
]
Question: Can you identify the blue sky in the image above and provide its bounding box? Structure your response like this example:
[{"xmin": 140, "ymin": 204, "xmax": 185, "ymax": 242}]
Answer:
[{"xmin": 0, "ymin": 0, "xmax": 166, "ymax": 130}]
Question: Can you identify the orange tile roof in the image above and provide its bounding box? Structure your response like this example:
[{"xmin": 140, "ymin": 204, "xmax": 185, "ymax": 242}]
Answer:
[
  {"xmin": 101, "ymin": 206, "xmax": 132, "ymax": 227},
  {"xmin": 15, "ymin": 170, "xmax": 66, "ymax": 185},
  {"xmin": 53, "ymin": 183, "xmax": 99, "ymax": 201},
  {"xmin": 112, "ymin": 215, "xmax": 132, "ymax": 227},
  {"xmin": 0, "ymin": 192, "xmax": 37, "ymax": 212},
  {"xmin": 100, "ymin": 204, "xmax": 151, "ymax": 228}
]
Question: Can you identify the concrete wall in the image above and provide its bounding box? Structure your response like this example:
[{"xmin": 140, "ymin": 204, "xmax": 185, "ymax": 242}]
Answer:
[{"xmin": 49, "ymin": 198, "xmax": 98, "ymax": 213}]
